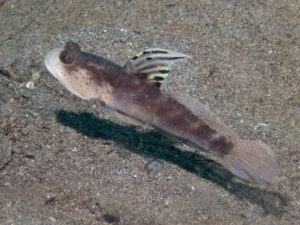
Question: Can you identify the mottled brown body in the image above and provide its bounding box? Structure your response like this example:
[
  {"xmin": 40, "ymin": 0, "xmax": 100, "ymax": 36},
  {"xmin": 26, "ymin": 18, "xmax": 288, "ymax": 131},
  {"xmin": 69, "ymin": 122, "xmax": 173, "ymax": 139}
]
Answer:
[
  {"xmin": 61, "ymin": 43, "xmax": 233, "ymax": 156},
  {"xmin": 45, "ymin": 42, "xmax": 278, "ymax": 183}
]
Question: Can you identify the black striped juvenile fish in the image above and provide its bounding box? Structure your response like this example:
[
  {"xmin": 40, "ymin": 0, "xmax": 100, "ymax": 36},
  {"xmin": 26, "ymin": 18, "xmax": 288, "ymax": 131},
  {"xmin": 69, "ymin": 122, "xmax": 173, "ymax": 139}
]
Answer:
[{"xmin": 44, "ymin": 41, "xmax": 278, "ymax": 183}]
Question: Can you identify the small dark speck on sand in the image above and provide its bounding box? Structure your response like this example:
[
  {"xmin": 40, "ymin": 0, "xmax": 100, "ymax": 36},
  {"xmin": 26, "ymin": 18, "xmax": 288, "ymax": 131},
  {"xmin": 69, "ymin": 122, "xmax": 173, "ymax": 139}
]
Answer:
[
  {"xmin": 98, "ymin": 213, "xmax": 120, "ymax": 224},
  {"xmin": 209, "ymin": 66, "xmax": 218, "ymax": 76},
  {"xmin": 25, "ymin": 153, "xmax": 35, "ymax": 159},
  {"xmin": 164, "ymin": 4, "xmax": 176, "ymax": 8},
  {"xmin": 45, "ymin": 196, "xmax": 56, "ymax": 205},
  {"xmin": 132, "ymin": 29, "xmax": 141, "ymax": 35}
]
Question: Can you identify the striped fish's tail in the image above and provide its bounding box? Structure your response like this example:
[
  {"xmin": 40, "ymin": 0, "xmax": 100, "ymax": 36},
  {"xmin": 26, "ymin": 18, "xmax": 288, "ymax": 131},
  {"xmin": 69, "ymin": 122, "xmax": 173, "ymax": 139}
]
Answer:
[{"xmin": 221, "ymin": 138, "xmax": 278, "ymax": 183}]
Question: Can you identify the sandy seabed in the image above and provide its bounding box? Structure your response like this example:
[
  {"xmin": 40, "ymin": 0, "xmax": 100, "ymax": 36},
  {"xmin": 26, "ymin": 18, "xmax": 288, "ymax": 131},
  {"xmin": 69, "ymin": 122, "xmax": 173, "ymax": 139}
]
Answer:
[{"xmin": 0, "ymin": 0, "xmax": 299, "ymax": 224}]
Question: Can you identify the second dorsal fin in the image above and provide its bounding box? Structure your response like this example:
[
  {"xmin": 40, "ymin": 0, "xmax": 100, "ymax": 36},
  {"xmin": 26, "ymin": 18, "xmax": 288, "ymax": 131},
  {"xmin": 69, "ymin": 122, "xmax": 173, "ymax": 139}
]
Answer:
[
  {"xmin": 124, "ymin": 48, "xmax": 190, "ymax": 86},
  {"xmin": 167, "ymin": 88, "xmax": 239, "ymax": 138}
]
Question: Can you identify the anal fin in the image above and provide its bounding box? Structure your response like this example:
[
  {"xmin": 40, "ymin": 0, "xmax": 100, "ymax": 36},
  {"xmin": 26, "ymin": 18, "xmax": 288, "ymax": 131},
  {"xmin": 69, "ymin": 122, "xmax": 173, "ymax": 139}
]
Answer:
[{"xmin": 114, "ymin": 110, "xmax": 145, "ymax": 127}]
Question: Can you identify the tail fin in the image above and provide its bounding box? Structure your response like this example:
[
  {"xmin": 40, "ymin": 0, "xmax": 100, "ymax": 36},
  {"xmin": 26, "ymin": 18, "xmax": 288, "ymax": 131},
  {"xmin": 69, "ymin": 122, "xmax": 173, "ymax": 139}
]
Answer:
[{"xmin": 222, "ymin": 138, "xmax": 278, "ymax": 183}]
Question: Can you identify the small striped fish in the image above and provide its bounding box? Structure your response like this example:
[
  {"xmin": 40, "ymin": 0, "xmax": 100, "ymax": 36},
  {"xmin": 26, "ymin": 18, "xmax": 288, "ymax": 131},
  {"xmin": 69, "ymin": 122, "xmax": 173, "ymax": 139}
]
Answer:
[{"xmin": 45, "ymin": 42, "xmax": 278, "ymax": 183}]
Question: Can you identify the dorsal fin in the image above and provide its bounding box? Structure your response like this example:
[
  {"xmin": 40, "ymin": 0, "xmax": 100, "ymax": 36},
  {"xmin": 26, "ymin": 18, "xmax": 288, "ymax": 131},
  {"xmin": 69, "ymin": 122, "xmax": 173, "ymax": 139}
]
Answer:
[{"xmin": 124, "ymin": 48, "xmax": 190, "ymax": 86}]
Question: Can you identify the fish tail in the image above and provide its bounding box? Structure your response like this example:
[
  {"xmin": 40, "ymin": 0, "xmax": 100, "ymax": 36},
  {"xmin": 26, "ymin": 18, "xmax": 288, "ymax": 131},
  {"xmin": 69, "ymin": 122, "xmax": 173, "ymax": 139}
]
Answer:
[{"xmin": 221, "ymin": 138, "xmax": 278, "ymax": 183}]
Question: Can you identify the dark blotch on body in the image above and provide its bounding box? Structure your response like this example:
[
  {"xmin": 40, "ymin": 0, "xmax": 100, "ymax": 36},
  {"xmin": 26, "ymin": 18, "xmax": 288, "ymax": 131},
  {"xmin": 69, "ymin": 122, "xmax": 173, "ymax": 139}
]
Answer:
[{"xmin": 209, "ymin": 136, "xmax": 233, "ymax": 156}]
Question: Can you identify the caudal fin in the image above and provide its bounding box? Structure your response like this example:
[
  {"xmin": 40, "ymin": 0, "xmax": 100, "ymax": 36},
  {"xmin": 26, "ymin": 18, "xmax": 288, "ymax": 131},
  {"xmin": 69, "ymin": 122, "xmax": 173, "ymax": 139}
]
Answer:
[{"xmin": 222, "ymin": 138, "xmax": 278, "ymax": 183}]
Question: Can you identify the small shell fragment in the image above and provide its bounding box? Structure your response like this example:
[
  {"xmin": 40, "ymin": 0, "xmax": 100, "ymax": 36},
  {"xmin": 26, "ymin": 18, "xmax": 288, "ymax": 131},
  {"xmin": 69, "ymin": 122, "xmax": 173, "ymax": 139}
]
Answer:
[{"xmin": 26, "ymin": 81, "xmax": 35, "ymax": 89}]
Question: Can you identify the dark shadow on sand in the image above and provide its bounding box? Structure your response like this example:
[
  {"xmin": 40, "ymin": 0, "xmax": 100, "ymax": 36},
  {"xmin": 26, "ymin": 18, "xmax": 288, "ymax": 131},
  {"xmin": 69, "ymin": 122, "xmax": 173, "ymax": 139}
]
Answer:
[{"xmin": 56, "ymin": 110, "xmax": 288, "ymax": 215}]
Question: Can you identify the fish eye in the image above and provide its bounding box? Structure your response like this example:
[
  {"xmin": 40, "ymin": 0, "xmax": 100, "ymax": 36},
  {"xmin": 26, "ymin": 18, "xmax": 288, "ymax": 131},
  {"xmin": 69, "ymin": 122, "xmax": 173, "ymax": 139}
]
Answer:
[{"xmin": 59, "ymin": 50, "xmax": 73, "ymax": 64}]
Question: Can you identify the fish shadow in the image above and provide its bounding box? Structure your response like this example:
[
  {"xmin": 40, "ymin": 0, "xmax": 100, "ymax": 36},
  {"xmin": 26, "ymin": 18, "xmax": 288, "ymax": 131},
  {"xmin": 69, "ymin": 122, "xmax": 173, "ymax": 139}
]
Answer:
[{"xmin": 56, "ymin": 110, "xmax": 288, "ymax": 216}]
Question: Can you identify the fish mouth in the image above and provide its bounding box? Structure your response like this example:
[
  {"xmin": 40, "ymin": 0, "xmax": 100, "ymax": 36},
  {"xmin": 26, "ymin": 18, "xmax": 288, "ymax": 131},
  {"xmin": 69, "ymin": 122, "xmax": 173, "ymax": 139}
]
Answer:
[
  {"xmin": 44, "ymin": 48, "xmax": 73, "ymax": 92},
  {"xmin": 44, "ymin": 48, "xmax": 63, "ymax": 80}
]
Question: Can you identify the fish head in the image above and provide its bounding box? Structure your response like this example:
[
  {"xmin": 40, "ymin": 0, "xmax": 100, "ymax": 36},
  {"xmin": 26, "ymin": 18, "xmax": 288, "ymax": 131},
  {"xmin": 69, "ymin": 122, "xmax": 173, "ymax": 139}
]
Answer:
[{"xmin": 44, "ymin": 42, "xmax": 103, "ymax": 100}]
